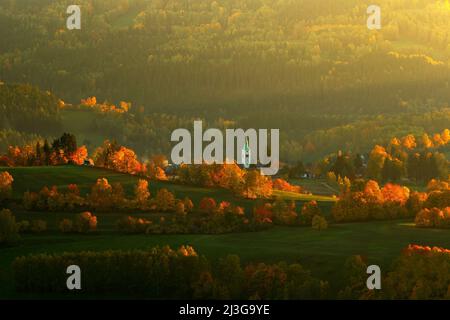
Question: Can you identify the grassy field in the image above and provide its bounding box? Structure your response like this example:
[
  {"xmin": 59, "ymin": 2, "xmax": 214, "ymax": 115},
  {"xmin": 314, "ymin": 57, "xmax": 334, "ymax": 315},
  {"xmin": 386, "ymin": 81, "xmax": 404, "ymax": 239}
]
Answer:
[
  {"xmin": 1, "ymin": 220, "xmax": 450, "ymax": 298},
  {"xmin": 289, "ymin": 178, "xmax": 339, "ymax": 196},
  {"xmin": 2, "ymin": 165, "xmax": 447, "ymax": 299},
  {"xmin": 2, "ymin": 165, "xmax": 246, "ymax": 203},
  {"xmin": 1, "ymin": 165, "xmax": 336, "ymax": 213}
]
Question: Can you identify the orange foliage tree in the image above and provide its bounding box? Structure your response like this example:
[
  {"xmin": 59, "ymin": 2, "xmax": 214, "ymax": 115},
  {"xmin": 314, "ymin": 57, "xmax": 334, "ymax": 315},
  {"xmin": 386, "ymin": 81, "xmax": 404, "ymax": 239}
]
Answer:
[{"xmin": 0, "ymin": 171, "xmax": 13, "ymax": 202}]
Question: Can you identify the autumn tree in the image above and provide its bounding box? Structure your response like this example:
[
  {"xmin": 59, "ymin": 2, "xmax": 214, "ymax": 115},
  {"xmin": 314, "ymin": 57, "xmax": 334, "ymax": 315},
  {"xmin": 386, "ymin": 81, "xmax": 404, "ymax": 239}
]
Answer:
[
  {"xmin": 299, "ymin": 200, "xmax": 322, "ymax": 226},
  {"xmin": 70, "ymin": 146, "xmax": 88, "ymax": 165},
  {"xmin": 147, "ymin": 162, "xmax": 168, "ymax": 181},
  {"xmin": 338, "ymin": 255, "xmax": 373, "ymax": 299},
  {"xmin": 111, "ymin": 146, "xmax": 142, "ymax": 174},
  {"xmin": 366, "ymin": 145, "xmax": 387, "ymax": 181},
  {"xmin": 183, "ymin": 197, "xmax": 194, "ymax": 213},
  {"xmin": 52, "ymin": 133, "xmax": 77, "ymax": 158},
  {"xmin": 0, "ymin": 209, "xmax": 19, "ymax": 244},
  {"xmin": 155, "ymin": 188, "xmax": 175, "ymax": 212},
  {"xmin": 88, "ymin": 178, "xmax": 113, "ymax": 211},
  {"xmin": 272, "ymin": 198, "xmax": 297, "ymax": 225},
  {"xmin": 0, "ymin": 171, "xmax": 13, "ymax": 202},
  {"xmin": 134, "ymin": 179, "xmax": 150, "ymax": 210},
  {"xmin": 242, "ymin": 170, "xmax": 272, "ymax": 199},
  {"xmin": 312, "ymin": 215, "xmax": 328, "ymax": 230},
  {"xmin": 199, "ymin": 197, "xmax": 217, "ymax": 216},
  {"xmin": 73, "ymin": 212, "xmax": 97, "ymax": 233},
  {"xmin": 175, "ymin": 200, "xmax": 186, "ymax": 216}
]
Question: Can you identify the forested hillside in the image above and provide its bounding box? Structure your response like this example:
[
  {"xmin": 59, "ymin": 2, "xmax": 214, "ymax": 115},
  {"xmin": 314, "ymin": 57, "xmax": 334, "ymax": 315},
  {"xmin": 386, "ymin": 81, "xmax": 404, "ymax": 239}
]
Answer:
[{"xmin": 1, "ymin": 0, "xmax": 450, "ymax": 160}]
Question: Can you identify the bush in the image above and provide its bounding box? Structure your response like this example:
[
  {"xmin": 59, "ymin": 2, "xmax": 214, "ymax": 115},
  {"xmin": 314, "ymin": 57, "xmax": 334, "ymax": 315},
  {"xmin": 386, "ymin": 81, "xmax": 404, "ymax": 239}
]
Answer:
[
  {"xmin": 30, "ymin": 220, "xmax": 47, "ymax": 233},
  {"xmin": 175, "ymin": 201, "xmax": 186, "ymax": 216},
  {"xmin": 199, "ymin": 197, "xmax": 217, "ymax": 216},
  {"xmin": 0, "ymin": 171, "xmax": 13, "ymax": 202},
  {"xmin": 59, "ymin": 219, "xmax": 73, "ymax": 233},
  {"xmin": 0, "ymin": 209, "xmax": 19, "ymax": 244},
  {"xmin": 116, "ymin": 216, "xmax": 152, "ymax": 233},
  {"xmin": 299, "ymin": 200, "xmax": 321, "ymax": 226},
  {"xmin": 73, "ymin": 212, "xmax": 97, "ymax": 233},
  {"xmin": 312, "ymin": 215, "xmax": 328, "ymax": 230},
  {"xmin": 17, "ymin": 220, "xmax": 31, "ymax": 233},
  {"xmin": 17, "ymin": 220, "xmax": 47, "ymax": 234},
  {"xmin": 155, "ymin": 188, "xmax": 176, "ymax": 212}
]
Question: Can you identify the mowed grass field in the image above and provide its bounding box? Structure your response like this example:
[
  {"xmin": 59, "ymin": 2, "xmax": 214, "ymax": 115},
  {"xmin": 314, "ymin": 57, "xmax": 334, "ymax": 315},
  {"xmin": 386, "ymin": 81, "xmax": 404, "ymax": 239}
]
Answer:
[
  {"xmin": 1, "ymin": 166, "xmax": 449, "ymax": 298},
  {"xmin": 1, "ymin": 220, "xmax": 450, "ymax": 298}
]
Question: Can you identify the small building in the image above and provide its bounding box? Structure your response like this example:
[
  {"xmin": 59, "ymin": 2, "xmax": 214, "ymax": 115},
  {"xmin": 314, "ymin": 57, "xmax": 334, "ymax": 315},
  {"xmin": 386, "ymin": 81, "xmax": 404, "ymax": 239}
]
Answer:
[{"xmin": 83, "ymin": 158, "xmax": 94, "ymax": 166}]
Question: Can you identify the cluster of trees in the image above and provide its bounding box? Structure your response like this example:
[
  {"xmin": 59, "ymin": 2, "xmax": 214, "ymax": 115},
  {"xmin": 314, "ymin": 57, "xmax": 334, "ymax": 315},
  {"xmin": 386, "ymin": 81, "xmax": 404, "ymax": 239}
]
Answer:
[
  {"xmin": 17, "ymin": 219, "xmax": 47, "ymax": 234},
  {"xmin": 22, "ymin": 178, "xmax": 180, "ymax": 213},
  {"xmin": 320, "ymin": 128, "xmax": 449, "ymax": 184},
  {"xmin": 366, "ymin": 130, "xmax": 449, "ymax": 183},
  {"xmin": 415, "ymin": 207, "xmax": 450, "ymax": 229},
  {"xmin": 59, "ymin": 212, "xmax": 98, "ymax": 233},
  {"xmin": 253, "ymin": 199, "xmax": 327, "ymax": 229},
  {"xmin": 339, "ymin": 243, "xmax": 450, "ymax": 300},
  {"xmin": 177, "ymin": 163, "xmax": 272, "ymax": 198},
  {"xmin": 332, "ymin": 176, "xmax": 450, "ymax": 223},
  {"xmin": 0, "ymin": 171, "xmax": 13, "ymax": 203},
  {"xmin": 20, "ymin": 177, "xmax": 256, "ymax": 231},
  {"xmin": 0, "ymin": 208, "xmax": 49, "ymax": 245},
  {"xmin": 116, "ymin": 201, "xmax": 258, "ymax": 235},
  {"xmin": 0, "ymin": 208, "xmax": 98, "ymax": 244},
  {"xmin": 12, "ymin": 245, "xmax": 328, "ymax": 299},
  {"xmin": 23, "ymin": 184, "xmax": 85, "ymax": 212},
  {"xmin": 0, "ymin": 208, "xmax": 19, "ymax": 244},
  {"xmin": 382, "ymin": 244, "xmax": 450, "ymax": 299},
  {"xmin": 332, "ymin": 180, "xmax": 412, "ymax": 222},
  {"xmin": 1, "ymin": 136, "xmax": 171, "ymax": 182},
  {"xmin": 177, "ymin": 163, "xmax": 300, "ymax": 199},
  {"xmin": 1, "ymin": 133, "xmax": 88, "ymax": 166},
  {"xmin": 272, "ymin": 179, "xmax": 302, "ymax": 193},
  {"xmin": 68, "ymin": 96, "xmax": 132, "ymax": 114},
  {"xmin": 0, "ymin": 83, "xmax": 62, "ymax": 139},
  {"xmin": 414, "ymin": 179, "xmax": 450, "ymax": 228}
]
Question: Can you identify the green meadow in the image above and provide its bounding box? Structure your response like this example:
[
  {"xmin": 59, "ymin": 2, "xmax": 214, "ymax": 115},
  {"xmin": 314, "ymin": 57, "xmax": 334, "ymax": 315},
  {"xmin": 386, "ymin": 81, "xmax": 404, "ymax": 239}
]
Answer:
[{"xmin": 0, "ymin": 166, "xmax": 449, "ymax": 298}]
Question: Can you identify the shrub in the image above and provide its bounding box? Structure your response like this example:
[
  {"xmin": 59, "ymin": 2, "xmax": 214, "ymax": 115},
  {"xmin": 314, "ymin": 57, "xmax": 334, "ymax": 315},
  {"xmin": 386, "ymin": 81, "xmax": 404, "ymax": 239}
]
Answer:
[
  {"xmin": 59, "ymin": 219, "xmax": 73, "ymax": 233},
  {"xmin": 312, "ymin": 215, "xmax": 328, "ymax": 230},
  {"xmin": 88, "ymin": 178, "xmax": 113, "ymax": 211},
  {"xmin": 0, "ymin": 171, "xmax": 13, "ymax": 202},
  {"xmin": 116, "ymin": 216, "xmax": 152, "ymax": 233},
  {"xmin": 272, "ymin": 178, "xmax": 302, "ymax": 193},
  {"xmin": 199, "ymin": 197, "xmax": 217, "ymax": 216},
  {"xmin": 0, "ymin": 209, "xmax": 19, "ymax": 244},
  {"xmin": 155, "ymin": 188, "xmax": 175, "ymax": 212},
  {"xmin": 17, "ymin": 220, "xmax": 31, "ymax": 233},
  {"xmin": 272, "ymin": 199, "xmax": 297, "ymax": 225},
  {"xmin": 73, "ymin": 212, "xmax": 97, "ymax": 233},
  {"xmin": 299, "ymin": 201, "xmax": 321, "ymax": 226},
  {"xmin": 134, "ymin": 179, "xmax": 150, "ymax": 210},
  {"xmin": 30, "ymin": 220, "xmax": 47, "ymax": 233},
  {"xmin": 175, "ymin": 201, "xmax": 186, "ymax": 216},
  {"xmin": 183, "ymin": 197, "xmax": 194, "ymax": 213}
]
